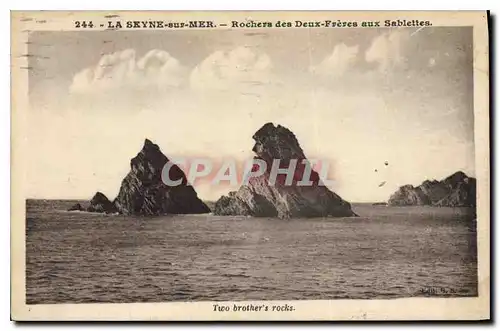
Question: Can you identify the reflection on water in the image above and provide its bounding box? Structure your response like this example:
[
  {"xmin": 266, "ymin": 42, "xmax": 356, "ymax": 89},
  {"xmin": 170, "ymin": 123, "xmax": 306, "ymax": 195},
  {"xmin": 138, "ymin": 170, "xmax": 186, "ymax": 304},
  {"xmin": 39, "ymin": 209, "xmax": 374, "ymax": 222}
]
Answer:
[{"xmin": 26, "ymin": 200, "xmax": 477, "ymax": 304}]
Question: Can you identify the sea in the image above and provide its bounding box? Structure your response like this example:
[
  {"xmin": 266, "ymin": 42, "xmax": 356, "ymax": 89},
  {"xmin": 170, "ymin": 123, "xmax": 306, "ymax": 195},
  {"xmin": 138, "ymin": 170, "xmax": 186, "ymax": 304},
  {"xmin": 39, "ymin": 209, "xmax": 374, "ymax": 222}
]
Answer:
[{"xmin": 25, "ymin": 199, "xmax": 478, "ymax": 304}]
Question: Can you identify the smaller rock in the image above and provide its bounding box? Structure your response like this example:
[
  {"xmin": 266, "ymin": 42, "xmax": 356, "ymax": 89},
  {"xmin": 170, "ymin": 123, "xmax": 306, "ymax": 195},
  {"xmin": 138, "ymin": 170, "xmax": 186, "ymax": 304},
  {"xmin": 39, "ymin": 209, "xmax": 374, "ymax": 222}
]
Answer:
[
  {"xmin": 87, "ymin": 192, "xmax": 117, "ymax": 214},
  {"xmin": 388, "ymin": 171, "xmax": 476, "ymax": 207},
  {"xmin": 68, "ymin": 203, "xmax": 84, "ymax": 211},
  {"xmin": 388, "ymin": 184, "xmax": 430, "ymax": 206}
]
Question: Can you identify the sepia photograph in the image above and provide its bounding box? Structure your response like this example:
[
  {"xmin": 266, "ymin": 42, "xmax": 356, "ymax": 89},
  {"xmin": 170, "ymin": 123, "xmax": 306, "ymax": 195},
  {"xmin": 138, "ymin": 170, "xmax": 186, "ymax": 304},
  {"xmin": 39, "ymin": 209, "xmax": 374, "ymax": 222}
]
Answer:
[{"xmin": 10, "ymin": 11, "xmax": 490, "ymax": 321}]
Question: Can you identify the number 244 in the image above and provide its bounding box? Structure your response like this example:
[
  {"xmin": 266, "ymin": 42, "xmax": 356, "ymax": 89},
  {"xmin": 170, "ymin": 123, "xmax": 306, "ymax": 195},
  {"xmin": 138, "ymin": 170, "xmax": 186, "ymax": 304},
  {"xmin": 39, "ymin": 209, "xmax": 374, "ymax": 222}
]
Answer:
[{"xmin": 74, "ymin": 21, "xmax": 94, "ymax": 28}]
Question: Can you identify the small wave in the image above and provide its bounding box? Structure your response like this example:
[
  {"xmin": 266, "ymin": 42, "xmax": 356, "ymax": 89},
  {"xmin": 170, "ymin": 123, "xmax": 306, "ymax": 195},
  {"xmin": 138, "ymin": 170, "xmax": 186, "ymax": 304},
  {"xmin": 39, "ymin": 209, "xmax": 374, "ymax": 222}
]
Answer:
[
  {"xmin": 45, "ymin": 273, "xmax": 73, "ymax": 280},
  {"xmin": 220, "ymin": 273, "xmax": 252, "ymax": 279}
]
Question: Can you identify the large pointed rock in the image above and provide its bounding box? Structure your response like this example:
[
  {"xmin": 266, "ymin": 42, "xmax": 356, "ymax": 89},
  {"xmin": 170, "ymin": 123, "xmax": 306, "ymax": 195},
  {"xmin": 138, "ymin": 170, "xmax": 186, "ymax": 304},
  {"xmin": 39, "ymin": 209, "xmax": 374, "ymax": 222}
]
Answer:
[
  {"xmin": 388, "ymin": 171, "xmax": 476, "ymax": 207},
  {"xmin": 214, "ymin": 123, "xmax": 356, "ymax": 218},
  {"xmin": 113, "ymin": 139, "xmax": 210, "ymax": 216}
]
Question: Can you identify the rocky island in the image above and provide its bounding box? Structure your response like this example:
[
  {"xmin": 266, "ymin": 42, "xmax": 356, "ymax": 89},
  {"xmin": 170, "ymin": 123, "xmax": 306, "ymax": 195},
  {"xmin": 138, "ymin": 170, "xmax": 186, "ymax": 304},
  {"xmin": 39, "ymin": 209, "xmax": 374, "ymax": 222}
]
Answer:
[
  {"xmin": 68, "ymin": 191, "xmax": 117, "ymax": 213},
  {"xmin": 68, "ymin": 139, "xmax": 210, "ymax": 216},
  {"xmin": 388, "ymin": 171, "xmax": 476, "ymax": 207},
  {"xmin": 214, "ymin": 123, "xmax": 356, "ymax": 218}
]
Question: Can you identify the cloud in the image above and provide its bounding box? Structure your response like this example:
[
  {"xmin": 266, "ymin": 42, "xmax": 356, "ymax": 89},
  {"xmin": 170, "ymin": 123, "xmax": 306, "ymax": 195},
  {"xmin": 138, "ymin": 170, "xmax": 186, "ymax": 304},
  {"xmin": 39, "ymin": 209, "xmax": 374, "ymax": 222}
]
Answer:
[
  {"xmin": 310, "ymin": 43, "xmax": 359, "ymax": 77},
  {"xmin": 365, "ymin": 30, "xmax": 410, "ymax": 72},
  {"xmin": 190, "ymin": 46, "xmax": 274, "ymax": 92},
  {"xmin": 70, "ymin": 49, "xmax": 186, "ymax": 94}
]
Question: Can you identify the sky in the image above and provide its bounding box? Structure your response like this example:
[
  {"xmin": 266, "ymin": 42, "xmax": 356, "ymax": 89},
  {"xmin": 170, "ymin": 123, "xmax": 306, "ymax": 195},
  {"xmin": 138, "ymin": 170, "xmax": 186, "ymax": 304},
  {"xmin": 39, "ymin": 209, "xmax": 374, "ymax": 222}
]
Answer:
[{"xmin": 26, "ymin": 27, "xmax": 475, "ymax": 202}]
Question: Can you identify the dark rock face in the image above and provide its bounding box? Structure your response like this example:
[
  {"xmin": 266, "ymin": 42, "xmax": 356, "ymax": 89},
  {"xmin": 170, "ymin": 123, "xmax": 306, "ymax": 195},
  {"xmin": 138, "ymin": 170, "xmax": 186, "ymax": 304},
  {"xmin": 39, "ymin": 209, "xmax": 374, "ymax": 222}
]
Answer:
[
  {"xmin": 87, "ymin": 192, "xmax": 117, "ymax": 213},
  {"xmin": 214, "ymin": 123, "xmax": 356, "ymax": 218},
  {"xmin": 387, "ymin": 185, "xmax": 430, "ymax": 206},
  {"xmin": 68, "ymin": 203, "xmax": 84, "ymax": 211},
  {"xmin": 388, "ymin": 171, "xmax": 476, "ymax": 207},
  {"xmin": 113, "ymin": 139, "xmax": 210, "ymax": 216}
]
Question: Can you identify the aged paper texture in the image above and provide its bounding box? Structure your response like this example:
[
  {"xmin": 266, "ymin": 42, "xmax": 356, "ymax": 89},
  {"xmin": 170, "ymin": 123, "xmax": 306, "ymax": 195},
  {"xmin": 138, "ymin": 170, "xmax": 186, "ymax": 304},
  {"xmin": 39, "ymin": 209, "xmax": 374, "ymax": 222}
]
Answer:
[{"xmin": 11, "ymin": 11, "xmax": 490, "ymax": 321}]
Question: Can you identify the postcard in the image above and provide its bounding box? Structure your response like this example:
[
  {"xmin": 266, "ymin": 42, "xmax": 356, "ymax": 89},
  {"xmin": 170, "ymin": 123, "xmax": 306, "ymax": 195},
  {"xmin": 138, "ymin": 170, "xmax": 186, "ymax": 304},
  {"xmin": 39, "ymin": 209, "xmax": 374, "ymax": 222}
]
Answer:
[{"xmin": 11, "ymin": 10, "xmax": 490, "ymax": 321}]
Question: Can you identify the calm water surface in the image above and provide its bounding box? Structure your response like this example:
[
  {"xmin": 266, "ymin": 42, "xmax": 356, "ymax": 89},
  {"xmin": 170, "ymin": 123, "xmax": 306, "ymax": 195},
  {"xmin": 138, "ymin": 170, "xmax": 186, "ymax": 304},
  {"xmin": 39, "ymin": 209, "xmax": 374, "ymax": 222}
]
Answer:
[{"xmin": 25, "ymin": 200, "xmax": 477, "ymax": 303}]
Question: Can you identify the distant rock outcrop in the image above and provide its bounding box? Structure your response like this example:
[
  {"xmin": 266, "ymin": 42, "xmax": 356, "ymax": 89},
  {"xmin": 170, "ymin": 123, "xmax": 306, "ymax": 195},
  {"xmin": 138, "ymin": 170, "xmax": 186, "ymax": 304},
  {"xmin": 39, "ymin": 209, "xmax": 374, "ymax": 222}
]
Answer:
[
  {"xmin": 87, "ymin": 192, "xmax": 117, "ymax": 213},
  {"xmin": 214, "ymin": 123, "xmax": 356, "ymax": 218},
  {"xmin": 113, "ymin": 139, "xmax": 210, "ymax": 216},
  {"xmin": 388, "ymin": 171, "xmax": 476, "ymax": 207},
  {"xmin": 68, "ymin": 203, "xmax": 84, "ymax": 211}
]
